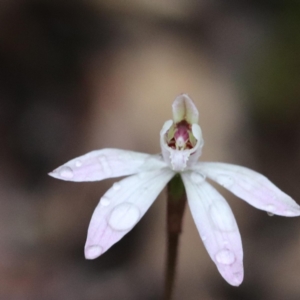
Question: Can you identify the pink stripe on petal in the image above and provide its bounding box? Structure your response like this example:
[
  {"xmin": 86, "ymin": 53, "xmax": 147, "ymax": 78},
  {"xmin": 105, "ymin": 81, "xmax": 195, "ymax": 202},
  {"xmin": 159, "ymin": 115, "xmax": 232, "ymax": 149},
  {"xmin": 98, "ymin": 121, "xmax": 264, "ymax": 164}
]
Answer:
[
  {"xmin": 85, "ymin": 168, "xmax": 174, "ymax": 258},
  {"xmin": 181, "ymin": 172, "xmax": 244, "ymax": 286},
  {"xmin": 49, "ymin": 149, "xmax": 167, "ymax": 182},
  {"xmin": 196, "ymin": 162, "xmax": 300, "ymax": 217}
]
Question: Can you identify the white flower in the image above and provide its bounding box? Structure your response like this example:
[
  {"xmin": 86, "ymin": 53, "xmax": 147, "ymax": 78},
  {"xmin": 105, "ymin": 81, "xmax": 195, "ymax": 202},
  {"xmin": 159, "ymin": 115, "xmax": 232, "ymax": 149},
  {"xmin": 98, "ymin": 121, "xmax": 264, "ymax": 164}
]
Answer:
[{"xmin": 49, "ymin": 94, "xmax": 300, "ymax": 286}]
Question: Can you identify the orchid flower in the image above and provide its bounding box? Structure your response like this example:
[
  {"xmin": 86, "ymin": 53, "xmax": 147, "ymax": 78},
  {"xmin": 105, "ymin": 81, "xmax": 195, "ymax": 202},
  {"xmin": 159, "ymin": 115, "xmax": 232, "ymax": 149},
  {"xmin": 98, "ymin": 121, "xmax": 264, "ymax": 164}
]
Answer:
[{"xmin": 49, "ymin": 94, "xmax": 300, "ymax": 286}]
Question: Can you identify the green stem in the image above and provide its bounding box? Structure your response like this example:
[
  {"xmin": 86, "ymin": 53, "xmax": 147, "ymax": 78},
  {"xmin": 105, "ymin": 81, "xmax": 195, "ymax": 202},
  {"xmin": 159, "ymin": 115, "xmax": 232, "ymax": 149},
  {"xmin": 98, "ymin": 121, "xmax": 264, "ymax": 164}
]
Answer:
[{"xmin": 163, "ymin": 175, "xmax": 187, "ymax": 300}]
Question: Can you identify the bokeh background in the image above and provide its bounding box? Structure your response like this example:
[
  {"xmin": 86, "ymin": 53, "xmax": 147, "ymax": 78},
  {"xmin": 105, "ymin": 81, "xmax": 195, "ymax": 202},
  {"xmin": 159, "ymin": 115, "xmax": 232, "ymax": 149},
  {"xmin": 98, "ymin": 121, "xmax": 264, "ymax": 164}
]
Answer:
[{"xmin": 1, "ymin": 0, "xmax": 300, "ymax": 299}]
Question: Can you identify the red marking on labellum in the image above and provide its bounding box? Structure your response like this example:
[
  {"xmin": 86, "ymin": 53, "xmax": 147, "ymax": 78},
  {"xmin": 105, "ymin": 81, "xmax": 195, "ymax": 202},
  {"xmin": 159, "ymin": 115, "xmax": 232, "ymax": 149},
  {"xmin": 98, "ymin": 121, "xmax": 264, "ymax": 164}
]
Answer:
[{"xmin": 168, "ymin": 120, "xmax": 193, "ymax": 149}]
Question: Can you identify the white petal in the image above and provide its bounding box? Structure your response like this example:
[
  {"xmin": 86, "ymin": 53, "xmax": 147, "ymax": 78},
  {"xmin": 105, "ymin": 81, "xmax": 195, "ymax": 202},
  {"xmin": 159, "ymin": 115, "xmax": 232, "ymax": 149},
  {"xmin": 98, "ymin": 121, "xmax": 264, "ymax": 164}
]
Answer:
[
  {"xmin": 49, "ymin": 149, "xmax": 167, "ymax": 182},
  {"xmin": 181, "ymin": 172, "xmax": 243, "ymax": 286},
  {"xmin": 161, "ymin": 119, "xmax": 173, "ymax": 135},
  {"xmin": 85, "ymin": 168, "xmax": 175, "ymax": 259},
  {"xmin": 196, "ymin": 162, "xmax": 300, "ymax": 217},
  {"xmin": 172, "ymin": 94, "xmax": 199, "ymax": 124},
  {"xmin": 191, "ymin": 123, "xmax": 202, "ymax": 142}
]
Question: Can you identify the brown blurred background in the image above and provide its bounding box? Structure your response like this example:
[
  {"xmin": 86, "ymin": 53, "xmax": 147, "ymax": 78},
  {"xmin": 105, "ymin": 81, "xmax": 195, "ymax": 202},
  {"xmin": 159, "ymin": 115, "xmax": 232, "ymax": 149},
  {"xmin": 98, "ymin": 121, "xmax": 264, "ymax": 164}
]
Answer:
[{"xmin": 1, "ymin": 0, "xmax": 300, "ymax": 299}]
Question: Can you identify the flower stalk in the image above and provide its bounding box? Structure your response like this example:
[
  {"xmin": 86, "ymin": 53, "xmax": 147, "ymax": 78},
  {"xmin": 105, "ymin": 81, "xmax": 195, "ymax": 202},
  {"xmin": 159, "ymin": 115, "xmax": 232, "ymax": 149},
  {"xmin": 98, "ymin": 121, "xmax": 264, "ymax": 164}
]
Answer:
[{"xmin": 164, "ymin": 175, "xmax": 187, "ymax": 300}]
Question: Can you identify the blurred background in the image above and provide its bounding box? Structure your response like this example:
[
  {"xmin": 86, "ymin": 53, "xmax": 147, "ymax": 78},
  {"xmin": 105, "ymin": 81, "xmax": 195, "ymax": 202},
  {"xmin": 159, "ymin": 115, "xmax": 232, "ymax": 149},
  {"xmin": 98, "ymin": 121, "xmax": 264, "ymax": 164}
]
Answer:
[{"xmin": 1, "ymin": 0, "xmax": 300, "ymax": 299}]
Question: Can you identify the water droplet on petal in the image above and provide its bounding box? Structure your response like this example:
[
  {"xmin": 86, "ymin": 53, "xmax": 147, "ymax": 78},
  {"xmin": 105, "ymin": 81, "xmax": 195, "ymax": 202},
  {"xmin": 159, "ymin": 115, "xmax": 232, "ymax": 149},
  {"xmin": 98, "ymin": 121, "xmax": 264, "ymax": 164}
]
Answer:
[
  {"xmin": 266, "ymin": 204, "xmax": 275, "ymax": 211},
  {"xmin": 201, "ymin": 236, "xmax": 207, "ymax": 241},
  {"xmin": 266, "ymin": 204, "xmax": 275, "ymax": 216},
  {"xmin": 190, "ymin": 172, "xmax": 206, "ymax": 184},
  {"xmin": 98, "ymin": 155, "xmax": 113, "ymax": 176},
  {"xmin": 100, "ymin": 197, "xmax": 110, "ymax": 206},
  {"xmin": 85, "ymin": 245, "xmax": 103, "ymax": 259},
  {"xmin": 75, "ymin": 160, "xmax": 82, "ymax": 167},
  {"xmin": 108, "ymin": 202, "xmax": 140, "ymax": 231},
  {"xmin": 113, "ymin": 182, "xmax": 121, "ymax": 191},
  {"xmin": 59, "ymin": 166, "xmax": 74, "ymax": 179},
  {"xmin": 215, "ymin": 249, "xmax": 235, "ymax": 265},
  {"xmin": 216, "ymin": 175, "xmax": 234, "ymax": 188}
]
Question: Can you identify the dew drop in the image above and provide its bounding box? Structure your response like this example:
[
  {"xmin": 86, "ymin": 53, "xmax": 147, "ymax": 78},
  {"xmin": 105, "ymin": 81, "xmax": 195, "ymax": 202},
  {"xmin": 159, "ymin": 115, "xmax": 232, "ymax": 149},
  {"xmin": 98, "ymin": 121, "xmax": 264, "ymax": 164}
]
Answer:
[
  {"xmin": 75, "ymin": 160, "xmax": 82, "ymax": 167},
  {"xmin": 108, "ymin": 202, "xmax": 140, "ymax": 231},
  {"xmin": 190, "ymin": 172, "xmax": 206, "ymax": 184},
  {"xmin": 201, "ymin": 236, "xmax": 207, "ymax": 241},
  {"xmin": 100, "ymin": 197, "xmax": 110, "ymax": 206},
  {"xmin": 59, "ymin": 166, "xmax": 74, "ymax": 179},
  {"xmin": 266, "ymin": 204, "xmax": 275, "ymax": 211},
  {"xmin": 216, "ymin": 175, "xmax": 234, "ymax": 188},
  {"xmin": 113, "ymin": 182, "xmax": 121, "ymax": 191},
  {"xmin": 85, "ymin": 245, "xmax": 103, "ymax": 259},
  {"xmin": 215, "ymin": 249, "xmax": 235, "ymax": 265},
  {"xmin": 266, "ymin": 204, "xmax": 275, "ymax": 216}
]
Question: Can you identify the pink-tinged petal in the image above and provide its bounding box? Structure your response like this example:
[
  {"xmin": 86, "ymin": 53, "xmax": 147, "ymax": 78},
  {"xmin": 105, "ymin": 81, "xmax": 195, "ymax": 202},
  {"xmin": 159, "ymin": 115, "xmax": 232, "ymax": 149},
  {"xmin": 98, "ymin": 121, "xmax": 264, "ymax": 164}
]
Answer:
[
  {"xmin": 195, "ymin": 162, "xmax": 300, "ymax": 217},
  {"xmin": 85, "ymin": 168, "xmax": 175, "ymax": 259},
  {"xmin": 172, "ymin": 94, "xmax": 199, "ymax": 124},
  {"xmin": 181, "ymin": 172, "xmax": 243, "ymax": 286},
  {"xmin": 49, "ymin": 149, "xmax": 167, "ymax": 182}
]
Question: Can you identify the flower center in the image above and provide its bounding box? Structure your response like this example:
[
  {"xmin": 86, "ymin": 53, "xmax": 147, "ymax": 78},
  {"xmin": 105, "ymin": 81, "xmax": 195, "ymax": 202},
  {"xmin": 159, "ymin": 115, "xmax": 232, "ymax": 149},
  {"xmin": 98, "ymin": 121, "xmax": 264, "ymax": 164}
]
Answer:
[{"xmin": 167, "ymin": 120, "xmax": 195, "ymax": 150}]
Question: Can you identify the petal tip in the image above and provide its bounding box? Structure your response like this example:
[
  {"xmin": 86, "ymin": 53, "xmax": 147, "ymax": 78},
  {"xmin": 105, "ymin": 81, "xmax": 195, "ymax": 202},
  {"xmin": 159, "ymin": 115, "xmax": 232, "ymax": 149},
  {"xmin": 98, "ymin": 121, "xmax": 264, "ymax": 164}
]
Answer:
[
  {"xmin": 227, "ymin": 271, "xmax": 244, "ymax": 287},
  {"xmin": 233, "ymin": 275, "xmax": 243, "ymax": 286},
  {"xmin": 48, "ymin": 170, "xmax": 59, "ymax": 179},
  {"xmin": 276, "ymin": 197, "xmax": 300, "ymax": 217},
  {"xmin": 85, "ymin": 245, "xmax": 103, "ymax": 260},
  {"xmin": 48, "ymin": 166, "xmax": 74, "ymax": 181}
]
